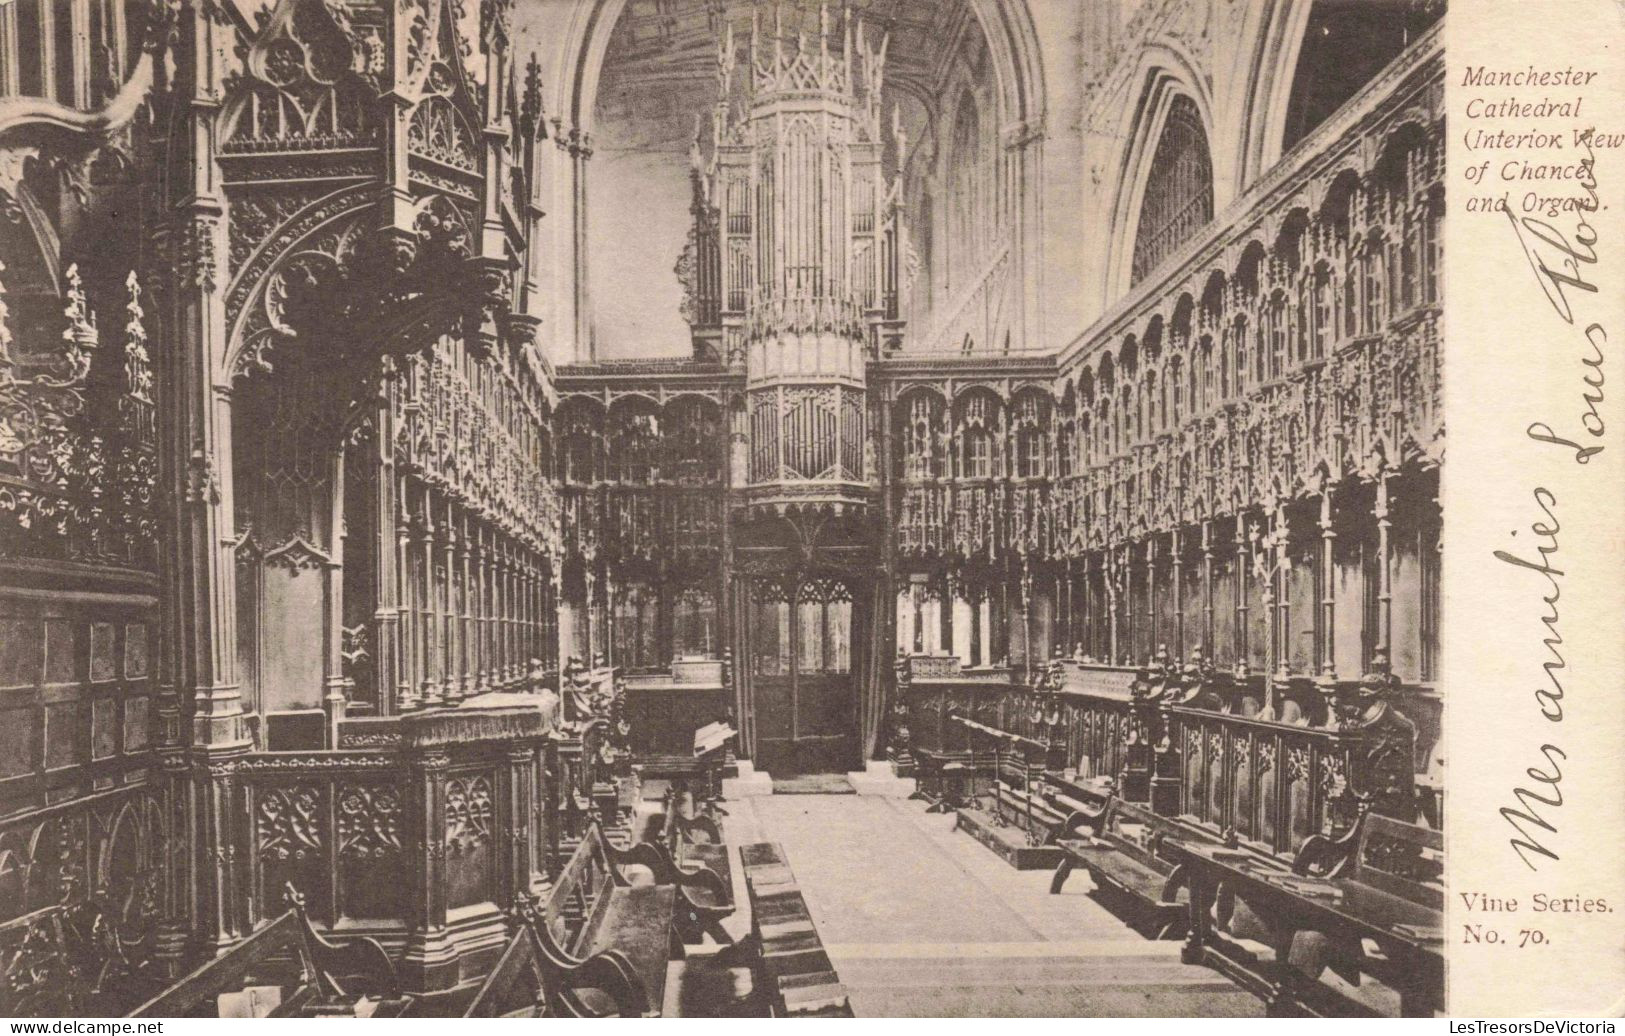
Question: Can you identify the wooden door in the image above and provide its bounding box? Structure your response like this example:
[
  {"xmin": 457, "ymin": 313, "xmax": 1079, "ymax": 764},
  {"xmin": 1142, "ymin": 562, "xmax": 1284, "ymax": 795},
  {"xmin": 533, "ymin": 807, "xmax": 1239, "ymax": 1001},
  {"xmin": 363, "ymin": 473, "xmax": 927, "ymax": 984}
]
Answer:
[{"xmin": 746, "ymin": 576, "xmax": 859, "ymax": 774}]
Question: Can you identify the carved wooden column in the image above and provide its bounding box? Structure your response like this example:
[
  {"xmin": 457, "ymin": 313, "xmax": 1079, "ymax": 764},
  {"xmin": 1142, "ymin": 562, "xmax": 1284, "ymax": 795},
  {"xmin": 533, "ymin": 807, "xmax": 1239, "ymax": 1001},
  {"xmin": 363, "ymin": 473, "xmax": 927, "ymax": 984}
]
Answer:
[
  {"xmin": 1060, "ymin": 560, "xmax": 1073, "ymax": 653},
  {"xmin": 403, "ymin": 749, "xmax": 453, "ymax": 989},
  {"xmin": 374, "ymin": 395, "xmax": 400, "ymax": 716},
  {"xmin": 1201, "ymin": 519, "xmax": 1215, "ymax": 657},
  {"xmin": 442, "ymin": 502, "xmax": 462, "ymax": 703},
  {"xmin": 163, "ymin": 15, "xmax": 248, "ymax": 962},
  {"xmin": 1234, "ymin": 518, "xmax": 1250, "ymax": 667},
  {"xmin": 519, "ymin": 557, "xmax": 532, "ymax": 672},
  {"xmin": 194, "ymin": 756, "xmax": 246, "ymax": 951},
  {"xmin": 468, "ymin": 531, "xmax": 484, "ymax": 693},
  {"xmin": 497, "ymin": 544, "xmax": 510, "ymax": 685},
  {"xmin": 420, "ymin": 499, "xmax": 443, "ymax": 706},
  {"xmin": 1144, "ymin": 536, "xmax": 1158, "ymax": 662},
  {"xmin": 507, "ymin": 544, "xmax": 520, "ymax": 684},
  {"xmin": 1274, "ymin": 502, "xmax": 1291, "ymax": 682},
  {"xmin": 1171, "ymin": 527, "xmax": 1185, "ymax": 659},
  {"xmin": 530, "ymin": 558, "xmax": 541, "ymax": 670},
  {"xmin": 460, "ymin": 513, "xmax": 476, "ymax": 697},
  {"xmin": 1319, "ymin": 488, "xmax": 1338, "ymax": 680},
  {"xmin": 323, "ymin": 453, "xmax": 348, "ymax": 743},
  {"xmin": 397, "ymin": 482, "xmax": 419, "ymax": 711},
  {"xmin": 504, "ymin": 743, "xmax": 534, "ymax": 911},
  {"xmin": 1080, "ymin": 553, "xmax": 1092, "ymax": 657},
  {"xmin": 511, "ymin": 545, "xmax": 524, "ymax": 684},
  {"xmin": 909, "ymin": 575, "xmax": 924, "ymax": 654},
  {"xmin": 1374, "ymin": 473, "xmax": 1394, "ymax": 661},
  {"xmin": 1105, "ymin": 549, "xmax": 1120, "ymax": 664},
  {"xmin": 480, "ymin": 528, "xmax": 495, "ymax": 692}
]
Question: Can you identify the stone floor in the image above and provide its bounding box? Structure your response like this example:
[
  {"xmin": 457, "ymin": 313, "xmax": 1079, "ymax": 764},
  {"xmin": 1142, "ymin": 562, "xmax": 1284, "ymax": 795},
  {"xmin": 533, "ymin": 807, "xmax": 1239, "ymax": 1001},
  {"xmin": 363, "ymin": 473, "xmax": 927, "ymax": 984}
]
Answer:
[{"xmin": 699, "ymin": 783, "xmax": 1263, "ymax": 1018}]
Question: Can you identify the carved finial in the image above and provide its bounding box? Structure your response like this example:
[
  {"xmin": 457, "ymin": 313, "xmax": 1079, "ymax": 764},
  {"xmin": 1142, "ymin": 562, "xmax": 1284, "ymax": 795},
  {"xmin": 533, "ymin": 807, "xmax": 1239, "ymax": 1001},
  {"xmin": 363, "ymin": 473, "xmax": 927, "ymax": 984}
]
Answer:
[{"xmin": 124, "ymin": 271, "xmax": 152, "ymax": 404}]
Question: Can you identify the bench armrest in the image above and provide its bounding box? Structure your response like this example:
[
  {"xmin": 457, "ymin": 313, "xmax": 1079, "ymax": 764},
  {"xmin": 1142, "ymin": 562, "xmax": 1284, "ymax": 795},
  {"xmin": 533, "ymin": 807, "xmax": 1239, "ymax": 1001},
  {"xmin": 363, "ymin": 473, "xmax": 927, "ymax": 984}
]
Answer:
[
  {"xmin": 604, "ymin": 839, "xmax": 681, "ymax": 885},
  {"xmin": 555, "ymin": 949, "xmax": 651, "ymax": 1018},
  {"xmin": 523, "ymin": 901, "xmax": 652, "ymax": 1018},
  {"xmin": 675, "ymin": 814, "xmax": 723, "ymax": 846},
  {"xmin": 287, "ymin": 885, "xmax": 402, "ymax": 1000}
]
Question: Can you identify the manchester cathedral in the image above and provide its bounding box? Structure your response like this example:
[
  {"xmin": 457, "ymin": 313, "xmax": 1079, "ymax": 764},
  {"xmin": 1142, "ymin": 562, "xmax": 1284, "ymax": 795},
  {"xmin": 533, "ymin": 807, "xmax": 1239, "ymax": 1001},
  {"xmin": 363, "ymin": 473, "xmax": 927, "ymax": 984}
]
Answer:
[{"xmin": 0, "ymin": 0, "xmax": 1445, "ymax": 1019}]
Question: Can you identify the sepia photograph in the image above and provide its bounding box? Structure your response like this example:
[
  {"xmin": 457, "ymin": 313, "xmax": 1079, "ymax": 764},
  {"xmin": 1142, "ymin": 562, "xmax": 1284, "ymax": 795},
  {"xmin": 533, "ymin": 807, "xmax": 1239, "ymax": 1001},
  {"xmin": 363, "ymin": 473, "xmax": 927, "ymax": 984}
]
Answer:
[{"xmin": 0, "ymin": 0, "xmax": 1469, "ymax": 1019}]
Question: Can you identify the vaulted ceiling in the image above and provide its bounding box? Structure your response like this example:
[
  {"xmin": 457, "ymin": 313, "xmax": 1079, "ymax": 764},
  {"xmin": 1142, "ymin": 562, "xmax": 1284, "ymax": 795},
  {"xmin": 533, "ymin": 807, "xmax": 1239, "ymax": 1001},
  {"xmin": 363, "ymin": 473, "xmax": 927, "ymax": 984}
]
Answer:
[
  {"xmin": 585, "ymin": 0, "xmax": 994, "ymax": 360},
  {"xmin": 598, "ymin": 0, "xmax": 980, "ymax": 106}
]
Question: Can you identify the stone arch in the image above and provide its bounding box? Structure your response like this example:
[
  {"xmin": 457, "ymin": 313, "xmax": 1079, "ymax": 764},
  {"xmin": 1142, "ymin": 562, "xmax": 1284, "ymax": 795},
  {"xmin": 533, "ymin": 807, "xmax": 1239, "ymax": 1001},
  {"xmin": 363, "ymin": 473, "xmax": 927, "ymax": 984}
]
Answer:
[
  {"xmin": 541, "ymin": 0, "xmax": 1047, "ymax": 361},
  {"xmin": 1238, "ymin": 0, "xmax": 1441, "ymax": 188},
  {"xmin": 1103, "ymin": 46, "xmax": 1221, "ymax": 302},
  {"xmin": 1235, "ymin": 0, "xmax": 1315, "ymax": 189},
  {"xmin": 550, "ymin": 0, "xmax": 1045, "ymax": 137}
]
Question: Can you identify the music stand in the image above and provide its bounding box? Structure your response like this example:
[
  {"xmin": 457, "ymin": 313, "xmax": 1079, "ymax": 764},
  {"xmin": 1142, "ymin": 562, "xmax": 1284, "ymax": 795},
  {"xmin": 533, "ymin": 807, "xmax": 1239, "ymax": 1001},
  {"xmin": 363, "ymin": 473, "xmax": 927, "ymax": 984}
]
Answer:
[{"xmin": 691, "ymin": 720, "xmax": 737, "ymax": 817}]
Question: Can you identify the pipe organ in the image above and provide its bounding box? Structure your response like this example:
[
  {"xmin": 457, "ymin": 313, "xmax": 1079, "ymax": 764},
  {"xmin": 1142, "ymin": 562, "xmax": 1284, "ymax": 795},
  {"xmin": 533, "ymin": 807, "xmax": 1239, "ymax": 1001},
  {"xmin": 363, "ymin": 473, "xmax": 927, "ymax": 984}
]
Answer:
[{"xmin": 684, "ymin": 5, "xmax": 907, "ymax": 512}]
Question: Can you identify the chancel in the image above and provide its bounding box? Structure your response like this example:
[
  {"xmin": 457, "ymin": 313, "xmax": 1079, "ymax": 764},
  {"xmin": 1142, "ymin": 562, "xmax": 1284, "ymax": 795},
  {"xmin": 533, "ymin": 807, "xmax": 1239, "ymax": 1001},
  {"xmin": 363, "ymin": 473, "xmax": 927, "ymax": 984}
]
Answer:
[{"xmin": 0, "ymin": 0, "xmax": 1444, "ymax": 1019}]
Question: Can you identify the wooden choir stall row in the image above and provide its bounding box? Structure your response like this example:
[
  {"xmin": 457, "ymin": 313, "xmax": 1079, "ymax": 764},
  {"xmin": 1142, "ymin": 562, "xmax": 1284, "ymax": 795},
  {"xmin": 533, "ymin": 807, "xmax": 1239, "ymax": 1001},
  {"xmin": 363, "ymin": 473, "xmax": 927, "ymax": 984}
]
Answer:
[
  {"xmin": 23, "ymin": 656, "xmax": 836, "ymax": 1018},
  {"xmin": 896, "ymin": 651, "xmax": 1442, "ymax": 1017}
]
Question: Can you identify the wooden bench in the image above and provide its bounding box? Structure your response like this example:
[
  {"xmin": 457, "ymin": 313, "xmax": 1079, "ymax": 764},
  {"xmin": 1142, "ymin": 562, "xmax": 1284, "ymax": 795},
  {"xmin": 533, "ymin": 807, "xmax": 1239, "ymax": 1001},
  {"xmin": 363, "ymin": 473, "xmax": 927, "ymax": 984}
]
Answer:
[
  {"xmin": 129, "ymin": 885, "xmax": 408, "ymax": 1018},
  {"xmin": 1044, "ymin": 774, "xmax": 1187, "ymax": 938},
  {"xmin": 649, "ymin": 783, "xmax": 735, "ymax": 945},
  {"xmin": 1166, "ymin": 808, "xmax": 1444, "ymax": 1017},
  {"xmin": 461, "ymin": 896, "xmax": 648, "ymax": 1018},
  {"xmin": 734, "ymin": 842, "xmax": 852, "ymax": 1017},
  {"xmin": 530, "ymin": 822, "xmax": 685, "ymax": 1016}
]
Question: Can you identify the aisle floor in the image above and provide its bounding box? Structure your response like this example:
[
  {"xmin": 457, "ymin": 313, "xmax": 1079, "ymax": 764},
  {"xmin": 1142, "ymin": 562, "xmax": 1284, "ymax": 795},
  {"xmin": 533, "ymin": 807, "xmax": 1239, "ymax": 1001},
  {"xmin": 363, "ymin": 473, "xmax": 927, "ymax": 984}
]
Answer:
[{"xmin": 718, "ymin": 789, "xmax": 1263, "ymax": 1018}]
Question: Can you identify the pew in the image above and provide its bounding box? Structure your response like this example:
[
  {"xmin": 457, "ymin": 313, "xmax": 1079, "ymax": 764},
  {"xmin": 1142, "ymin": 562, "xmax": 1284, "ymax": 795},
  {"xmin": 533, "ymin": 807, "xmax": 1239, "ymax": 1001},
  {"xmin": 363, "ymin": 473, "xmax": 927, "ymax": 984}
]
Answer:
[
  {"xmin": 946, "ymin": 713, "xmax": 1064, "ymax": 868},
  {"xmin": 129, "ymin": 885, "xmax": 407, "ymax": 1018},
  {"xmin": 1044, "ymin": 773, "xmax": 1188, "ymax": 939},
  {"xmin": 461, "ymin": 897, "xmax": 647, "ymax": 1018},
  {"xmin": 530, "ymin": 822, "xmax": 685, "ymax": 1016},
  {"xmin": 1165, "ymin": 807, "xmax": 1444, "ymax": 1017},
  {"xmin": 648, "ymin": 783, "xmax": 735, "ymax": 945}
]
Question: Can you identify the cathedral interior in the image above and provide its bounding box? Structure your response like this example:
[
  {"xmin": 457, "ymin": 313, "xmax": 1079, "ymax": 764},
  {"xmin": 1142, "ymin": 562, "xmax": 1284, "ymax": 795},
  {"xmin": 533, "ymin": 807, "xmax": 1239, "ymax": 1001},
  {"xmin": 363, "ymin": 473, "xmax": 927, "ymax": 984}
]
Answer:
[{"xmin": 0, "ymin": 0, "xmax": 1444, "ymax": 1019}]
